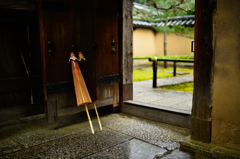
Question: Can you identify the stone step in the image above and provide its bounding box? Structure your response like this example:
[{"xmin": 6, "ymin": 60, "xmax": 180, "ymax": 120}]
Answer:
[{"xmin": 123, "ymin": 100, "xmax": 191, "ymax": 129}]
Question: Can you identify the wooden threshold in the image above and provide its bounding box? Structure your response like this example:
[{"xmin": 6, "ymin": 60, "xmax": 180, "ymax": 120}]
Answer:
[{"xmin": 58, "ymin": 96, "xmax": 113, "ymax": 117}]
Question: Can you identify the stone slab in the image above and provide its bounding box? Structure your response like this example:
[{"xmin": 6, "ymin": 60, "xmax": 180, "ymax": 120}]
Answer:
[
  {"xmin": 83, "ymin": 139, "xmax": 167, "ymax": 159},
  {"xmin": 2, "ymin": 128, "xmax": 133, "ymax": 158},
  {"xmin": 105, "ymin": 114, "xmax": 190, "ymax": 150},
  {"xmin": 0, "ymin": 134, "xmax": 21, "ymax": 156}
]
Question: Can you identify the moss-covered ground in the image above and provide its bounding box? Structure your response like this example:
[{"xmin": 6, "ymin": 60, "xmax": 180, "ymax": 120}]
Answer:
[
  {"xmin": 133, "ymin": 66, "xmax": 194, "ymax": 92},
  {"xmin": 160, "ymin": 82, "xmax": 194, "ymax": 93}
]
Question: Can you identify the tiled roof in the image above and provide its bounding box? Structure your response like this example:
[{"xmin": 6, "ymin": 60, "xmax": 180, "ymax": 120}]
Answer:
[{"xmin": 133, "ymin": 15, "xmax": 195, "ymax": 29}]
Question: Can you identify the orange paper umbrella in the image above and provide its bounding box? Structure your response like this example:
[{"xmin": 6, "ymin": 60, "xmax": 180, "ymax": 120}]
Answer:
[
  {"xmin": 69, "ymin": 52, "xmax": 94, "ymax": 135},
  {"xmin": 78, "ymin": 52, "xmax": 102, "ymax": 131}
]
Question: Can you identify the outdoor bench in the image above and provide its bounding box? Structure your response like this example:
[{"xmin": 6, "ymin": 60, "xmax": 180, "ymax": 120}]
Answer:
[{"xmin": 148, "ymin": 57, "xmax": 194, "ymax": 88}]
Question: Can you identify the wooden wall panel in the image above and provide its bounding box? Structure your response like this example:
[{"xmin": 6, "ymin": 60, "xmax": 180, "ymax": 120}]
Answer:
[
  {"xmin": 72, "ymin": 0, "xmax": 95, "ymax": 88},
  {"xmin": 94, "ymin": 0, "xmax": 119, "ymax": 103},
  {"xmin": 38, "ymin": 0, "xmax": 75, "ymax": 122},
  {"xmin": 0, "ymin": 23, "xmax": 31, "ymax": 108}
]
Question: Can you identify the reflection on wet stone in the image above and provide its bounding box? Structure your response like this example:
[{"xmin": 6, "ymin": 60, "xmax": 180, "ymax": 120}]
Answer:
[
  {"xmin": 155, "ymin": 149, "xmax": 196, "ymax": 159},
  {"xmin": 83, "ymin": 139, "xmax": 167, "ymax": 159}
]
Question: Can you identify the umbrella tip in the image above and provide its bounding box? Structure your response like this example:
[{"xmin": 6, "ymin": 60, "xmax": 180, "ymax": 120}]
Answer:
[
  {"xmin": 78, "ymin": 52, "xmax": 86, "ymax": 61},
  {"xmin": 69, "ymin": 52, "xmax": 78, "ymax": 62}
]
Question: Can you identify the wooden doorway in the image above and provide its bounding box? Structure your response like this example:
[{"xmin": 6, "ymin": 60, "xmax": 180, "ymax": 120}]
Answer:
[
  {"xmin": 0, "ymin": 0, "xmax": 121, "ymax": 122},
  {"xmin": 0, "ymin": 9, "xmax": 44, "ymax": 122}
]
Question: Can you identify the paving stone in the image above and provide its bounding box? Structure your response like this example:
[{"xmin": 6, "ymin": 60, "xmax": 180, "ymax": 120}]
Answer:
[
  {"xmin": 0, "ymin": 133, "xmax": 21, "ymax": 156},
  {"xmin": 2, "ymin": 128, "xmax": 132, "ymax": 159},
  {"xmin": 12, "ymin": 129, "xmax": 69, "ymax": 148},
  {"xmin": 105, "ymin": 115, "xmax": 190, "ymax": 150},
  {"xmin": 150, "ymin": 96, "xmax": 191, "ymax": 107},
  {"xmin": 172, "ymin": 101, "xmax": 193, "ymax": 111},
  {"xmin": 133, "ymin": 95, "xmax": 164, "ymax": 103},
  {"xmin": 0, "ymin": 120, "xmax": 50, "ymax": 138},
  {"xmin": 83, "ymin": 139, "xmax": 167, "ymax": 159}
]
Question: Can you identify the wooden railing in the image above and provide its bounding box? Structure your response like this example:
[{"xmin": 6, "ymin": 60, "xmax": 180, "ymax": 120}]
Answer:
[{"xmin": 148, "ymin": 57, "xmax": 194, "ymax": 88}]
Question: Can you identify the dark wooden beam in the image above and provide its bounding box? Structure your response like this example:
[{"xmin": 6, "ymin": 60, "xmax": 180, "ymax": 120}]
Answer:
[
  {"xmin": 0, "ymin": 76, "xmax": 42, "ymax": 93},
  {"xmin": 191, "ymin": 0, "xmax": 217, "ymax": 143},
  {"xmin": 58, "ymin": 97, "xmax": 113, "ymax": 117}
]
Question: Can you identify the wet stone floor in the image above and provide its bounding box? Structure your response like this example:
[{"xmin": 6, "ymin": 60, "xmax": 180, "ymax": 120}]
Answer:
[{"xmin": 0, "ymin": 109, "xmax": 209, "ymax": 159}]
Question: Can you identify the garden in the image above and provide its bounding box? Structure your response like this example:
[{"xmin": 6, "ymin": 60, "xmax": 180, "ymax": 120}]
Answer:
[{"xmin": 133, "ymin": 55, "xmax": 194, "ymax": 93}]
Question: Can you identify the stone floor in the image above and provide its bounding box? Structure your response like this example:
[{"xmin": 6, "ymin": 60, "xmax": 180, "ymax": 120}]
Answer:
[
  {"xmin": 0, "ymin": 109, "xmax": 209, "ymax": 159},
  {"xmin": 132, "ymin": 74, "xmax": 193, "ymax": 114}
]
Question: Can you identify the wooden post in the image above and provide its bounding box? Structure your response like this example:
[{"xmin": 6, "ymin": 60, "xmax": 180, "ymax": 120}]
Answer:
[
  {"xmin": 173, "ymin": 62, "xmax": 176, "ymax": 76},
  {"xmin": 153, "ymin": 60, "xmax": 157, "ymax": 88},
  {"xmin": 164, "ymin": 19, "xmax": 168, "ymax": 68},
  {"xmin": 191, "ymin": 0, "xmax": 216, "ymax": 143},
  {"xmin": 120, "ymin": 0, "xmax": 133, "ymax": 109}
]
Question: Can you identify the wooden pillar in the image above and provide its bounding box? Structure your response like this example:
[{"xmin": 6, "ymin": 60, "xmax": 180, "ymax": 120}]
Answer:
[
  {"xmin": 191, "ymin": 0, "xmax": 217, "ymax": 143},
  {"xmin": 119, "ymin": 0, "xmax": 133, "ymax": 111}
]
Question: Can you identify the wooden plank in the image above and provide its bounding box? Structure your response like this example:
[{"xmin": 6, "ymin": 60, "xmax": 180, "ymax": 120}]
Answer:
[
  {"xmin": 38, "ymin": 0, "xmax": 74, "ymax": 85},
  {"xmin": 0, "ymin": 22, "xmax": 32, "ymax": 108},
  {"xmin": 58, "ymin": 97, "xmax": 113, "ymax": 117},
  {"xmin": 0, "ymin": 102, "xmax": 44, "ymax": 122},
  {"xmin": 112, "ymin": 82, "xmax": 119, "ymax": 107},
  {"xmin": 72, "ymin": 0, "xmax": 96, "ymax": 88},
  {"xmin": 28, "ymin": 23, "xmax": 44, "ymax": 103},
  {"xmin": 94, "ymin": 0, "xmax": 119, "ymax": 103},
  {"xmin": 38, "ymin": 0, "xmax": 75, "ymax": 122},
  {"xmin": 0, "ymin": 76, "xmax": 42, "ymax": 93},
  {"xmin": 0, "ymin": 0, "xmax": 37, "ymax": 11}
]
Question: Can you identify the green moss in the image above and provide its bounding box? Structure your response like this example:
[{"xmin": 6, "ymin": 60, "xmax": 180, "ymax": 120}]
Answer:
[
  {"xmin": 133, "ymin": 70, "xmax": 179, "ymax": 82},
  {"xmin": 160, "ymin": 82, "xmax": 194, "ymax": 93},
  {"xmin": 133, "ymin": 66, "xmax": 193, "ymax": 82}
]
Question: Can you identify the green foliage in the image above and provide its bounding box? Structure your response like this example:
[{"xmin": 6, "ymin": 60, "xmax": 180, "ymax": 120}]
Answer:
[
  {"xmin": 160, "ymin": 82, "xmax": 193, "ymax": 92},
  {"xmin": 133, "ymin": 0, "xmax": 195, "ymax": 37}
]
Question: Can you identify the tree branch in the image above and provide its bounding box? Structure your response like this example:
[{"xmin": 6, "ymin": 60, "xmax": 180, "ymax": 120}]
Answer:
[
  {"xmin": 175, "ymin": 32, "xmax": 194, "ymax": 39},
  {"xmin": 133, "ymin": 7, "xmax": 152, "ymax": 21}
]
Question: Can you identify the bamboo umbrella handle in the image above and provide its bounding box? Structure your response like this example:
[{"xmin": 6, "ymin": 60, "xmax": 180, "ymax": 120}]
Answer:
[
  {"xmin": 85, "ymin": 104, "xmax": 94, "ymax": 135},
  {"xmin": 93, "ymin": 103, "xmax": 103, "ymax": 131}
]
